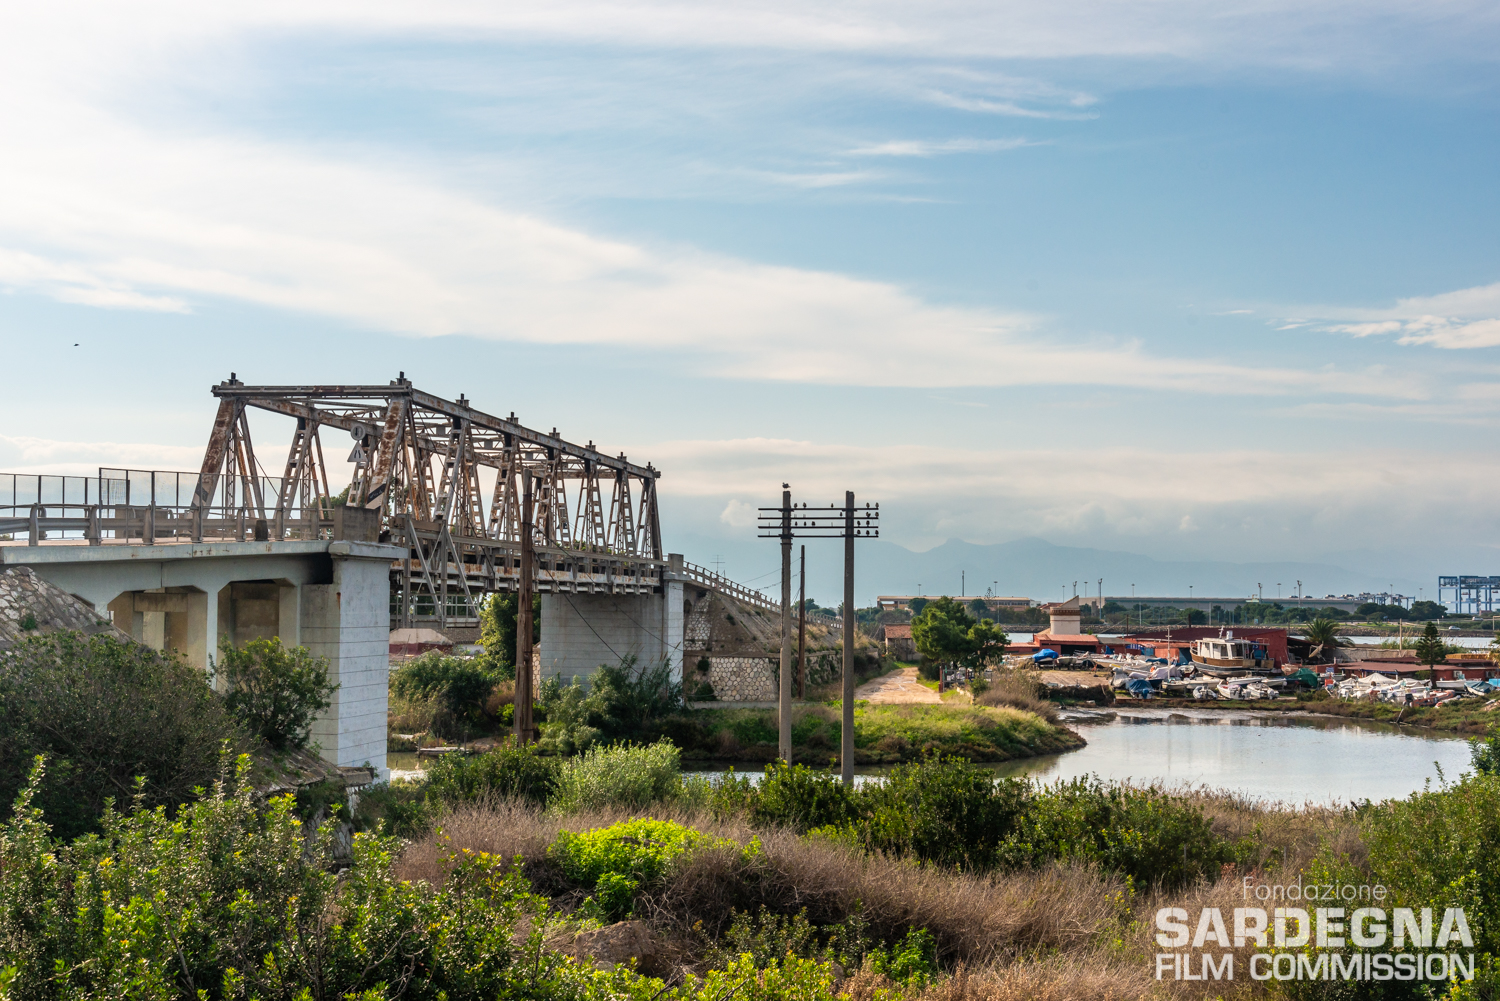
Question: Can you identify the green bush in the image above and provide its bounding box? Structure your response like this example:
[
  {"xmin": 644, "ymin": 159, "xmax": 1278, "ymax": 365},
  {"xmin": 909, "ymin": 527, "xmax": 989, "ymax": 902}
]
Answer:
[
  {"xmin": 1003, "ymin": 776, "xmax": 1233, "ymax": 890},
  {"xmin": 551, "ymin": 740, "xmax": 684, "ymax": 814},
  {"xmin": 0, "ymin": 631, "xmax": 245, "ymax": 841},
  {"xmin": 219, "ymin": 636, "xmax": 337, "ymax": 750},
  {"xmin": 1361, "ymin": 772, "xmax": 1500, "ymax": 955},
  {"xmin": 705, "ymin": 905, "xmax": 933, "ymax": 986},
  {"xmin": 351, "ymin": 779, "xmax": 440, "ymax": 839},
  {"xmin": 748, "ymin": 762, "xmax": 855, "ymax": 833},
  {"xmin": 538, "ymin": 657, "xmax": 687, "ymax": 752},
  {"xmin": 548, "ymin": 817, "xmax": 737, "ymax": 921},
  {"xmin": 537, "ymin": 675, "xmax": 606, "ymax": 754},
  {"xmin": 391, "ymin": 652, "xmax": 501, "ymax": 727},
  {"xmin": 425, "ymin": 741, "xmax": 558, "ymax": 807},
  {"xmin": 0, "ymin": 754, "xmax": 561, "ymax": 1001},
  {"xmin": 851, "ymin": 756, "xmax": 1029, "ymax": 870}
]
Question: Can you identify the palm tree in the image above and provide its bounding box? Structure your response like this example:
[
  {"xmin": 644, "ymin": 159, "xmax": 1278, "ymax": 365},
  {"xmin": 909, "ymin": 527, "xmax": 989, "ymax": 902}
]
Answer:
[{"xmin": 1299, "ymin": 617, "xmax": 1346, "ymax": 664}]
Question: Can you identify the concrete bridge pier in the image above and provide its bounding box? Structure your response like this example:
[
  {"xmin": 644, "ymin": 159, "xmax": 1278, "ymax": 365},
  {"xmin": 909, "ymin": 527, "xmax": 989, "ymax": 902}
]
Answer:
[
  {"xmin": 537, "ymin": 554, "xmax": 687, "ymax": 688},
  {"xmin": 2, "ymin": 540, "xmax": 403, "ymax": 777}
]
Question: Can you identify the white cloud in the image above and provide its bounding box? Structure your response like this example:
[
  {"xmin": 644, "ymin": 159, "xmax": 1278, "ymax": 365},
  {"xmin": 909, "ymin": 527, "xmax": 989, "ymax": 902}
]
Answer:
[
  {"xmin": 0, "ymin": 435, "xmax": 203, "ymax": 475},
  {"xmin": 847, "ymin": 138, "xmax": 1036, "ymax": 157},
  {"xmin": 1317, "ymin": 281, "xmax": 1500, "ymax": 349},
  {"xmin": 0, "ymin": 2, "xmax": 1487, "ymax": 398},
  {"xmin": 647, "ymin": 436, "xmax": 1500, "ymax": 557},
  {"xmin": 719, "ymin": 499, "xmax": 758, "ymax": 527}
]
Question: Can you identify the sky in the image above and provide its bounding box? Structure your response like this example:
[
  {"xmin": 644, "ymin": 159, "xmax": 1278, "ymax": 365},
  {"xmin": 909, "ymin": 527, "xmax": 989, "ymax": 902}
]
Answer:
[{"xmin": 1, "ymin": 1, "xmax": 1498, "ymax": 601}]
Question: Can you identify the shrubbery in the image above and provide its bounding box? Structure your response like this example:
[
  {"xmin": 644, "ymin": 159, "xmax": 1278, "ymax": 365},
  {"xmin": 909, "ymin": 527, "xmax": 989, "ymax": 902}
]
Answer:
[
  {"xmin": 1002, "ymin": 776, "xmax": 1235, "ymax": 889},
  {"xmin": 735, "ymin": 758, "xmax": 1229, "ymax": 889},
  {"xmin": 0, "ymin": 755, "xmax": 561, "ymax": 1001},
  {"xmin": 551, "ymin": 740, "xmax": 685, "ymax": 813},
  {"xmin": 537, "ymin": 657, "xmax": 683, "ymax": 753},
  {"xmin": 391, "ymin": 652, "xmax": 506, "ymax": 736},
  {"xmin": 424, "ymin": 739, "xmax": 559, "ymax": 807},
  {"xmin": 0, "ymin": 632, "xmax": 245, "ymax": 840},
  {"xmin": 549, "ymin": 818, "xmax": 741, "ymax": 921},
  {"xmin": 219, "ymin": 636, "xmax": 338, "ymax": 749}
]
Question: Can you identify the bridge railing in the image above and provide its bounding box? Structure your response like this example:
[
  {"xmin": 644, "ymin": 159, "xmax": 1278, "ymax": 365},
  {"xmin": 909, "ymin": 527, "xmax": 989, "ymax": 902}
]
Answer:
[{"xmin": 678, "ymin": 560, "xmax": 843, "ymax": 627}]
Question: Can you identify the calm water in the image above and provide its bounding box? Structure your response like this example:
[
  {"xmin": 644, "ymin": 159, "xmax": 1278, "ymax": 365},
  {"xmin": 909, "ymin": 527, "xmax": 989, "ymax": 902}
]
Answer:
[
  {"xmin": 392, "ymin": 710, "xmax": 1477, "ymax": 804},
  {"xmin": 987, "ymin": 709, "xmax": 1474, "ymax": 804}
]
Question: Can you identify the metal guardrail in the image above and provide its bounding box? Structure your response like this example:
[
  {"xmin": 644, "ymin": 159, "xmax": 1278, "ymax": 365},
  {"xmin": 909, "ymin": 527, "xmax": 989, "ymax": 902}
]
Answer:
[
  {"xmin": 681, "ymin": 560, "xmax": 779, "ymax": 612},
  {"xmin": 0, "ymin": 468, "xmax": 309, "ymax": 545},
  {"xmin": 678, "ymin": 560, "xmax": 842, "ymax": 626}
]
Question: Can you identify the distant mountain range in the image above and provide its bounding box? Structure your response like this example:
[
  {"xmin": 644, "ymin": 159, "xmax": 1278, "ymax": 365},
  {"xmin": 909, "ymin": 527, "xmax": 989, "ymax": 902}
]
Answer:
[
  {"xmin": 670, "ymin": 534, "xmax": 1429, "ymax": 607},
  {"xmin": 846, "ymin": 537, "xmax": 1425, "ymax": 606}
]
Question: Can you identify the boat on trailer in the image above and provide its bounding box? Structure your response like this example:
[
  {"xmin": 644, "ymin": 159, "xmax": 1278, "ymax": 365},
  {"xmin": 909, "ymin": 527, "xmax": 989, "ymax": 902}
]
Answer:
[{"xmin": 1190, "ymin": 632, "xmax": 1277, "ymax": 677}]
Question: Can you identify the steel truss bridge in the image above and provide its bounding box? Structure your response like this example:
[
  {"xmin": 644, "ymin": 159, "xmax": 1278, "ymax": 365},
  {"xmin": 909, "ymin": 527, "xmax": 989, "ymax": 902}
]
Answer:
[
  {"xmin": 2, "ymin": 376, "xmax": 789, "ymax": 628},
  {"xmin": 204, "ymin": 376, "xmax": 669, "ymax": 627}
]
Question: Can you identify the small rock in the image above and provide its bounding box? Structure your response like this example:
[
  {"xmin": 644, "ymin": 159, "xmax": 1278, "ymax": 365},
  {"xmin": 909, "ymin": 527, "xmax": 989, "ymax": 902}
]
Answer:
[{"xmin": 555, "ymin": 920, "xmax": 658, "ymax": 971}]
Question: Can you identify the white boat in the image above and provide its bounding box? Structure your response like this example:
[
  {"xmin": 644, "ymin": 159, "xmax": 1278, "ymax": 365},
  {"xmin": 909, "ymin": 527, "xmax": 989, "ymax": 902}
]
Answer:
[
  {"xmin": 1191, "ymin": 632, "xmax": 1275, "ymax": 677},
  {"xmin": 1215, "ymin": 677, "xmax": 1278, "ymax": 701}
]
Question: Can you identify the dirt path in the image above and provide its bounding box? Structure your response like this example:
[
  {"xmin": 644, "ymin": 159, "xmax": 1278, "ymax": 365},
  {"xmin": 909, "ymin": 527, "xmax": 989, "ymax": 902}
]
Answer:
[{"xmin": 854, "ymin": 665, "xmax": 943, "ymax": 704}]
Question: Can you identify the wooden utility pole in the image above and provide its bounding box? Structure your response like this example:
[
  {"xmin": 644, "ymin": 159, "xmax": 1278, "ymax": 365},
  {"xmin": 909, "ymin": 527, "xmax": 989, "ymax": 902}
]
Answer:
[
  {"xmin": 758, "ymin": 491, "xmax": 877, "ymax": 782},
  {"xmin": 514, "ymin": 471, "xmax": 536, "ymax": 744},
  {"xmin": 778, "ymin": 485, "xmax": 793, "ymax": 762},
  {"xmin": 797, "ymin": 544, "xmax": 807, "ymax": 698},
  {"xmin": 841, "ymin": 491, "xmax": 856, "ymax": 787}
]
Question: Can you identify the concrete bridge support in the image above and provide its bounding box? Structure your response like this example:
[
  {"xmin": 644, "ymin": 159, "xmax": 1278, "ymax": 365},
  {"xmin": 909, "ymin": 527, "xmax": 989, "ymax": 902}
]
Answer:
[
  {"xmin": 2, "ymin": 540, "xmax": 403, "ymax": 776},
  {"xmin": 539, "ymin": 577, "xmax": 685, "ymax": 686}
]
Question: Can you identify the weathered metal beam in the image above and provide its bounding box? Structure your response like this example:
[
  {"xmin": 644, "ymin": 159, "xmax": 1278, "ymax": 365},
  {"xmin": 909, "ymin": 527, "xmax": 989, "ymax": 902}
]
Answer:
[{"xmin": 214, "ymin": 381, "xmax": 658, "ymax": 479}]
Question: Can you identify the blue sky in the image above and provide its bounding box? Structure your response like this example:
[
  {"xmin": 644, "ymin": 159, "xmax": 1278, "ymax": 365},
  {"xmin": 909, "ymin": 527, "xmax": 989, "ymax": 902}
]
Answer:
[{"xmin": 2, "ymin": 1, "xmax": 1498, "ymax": 595}]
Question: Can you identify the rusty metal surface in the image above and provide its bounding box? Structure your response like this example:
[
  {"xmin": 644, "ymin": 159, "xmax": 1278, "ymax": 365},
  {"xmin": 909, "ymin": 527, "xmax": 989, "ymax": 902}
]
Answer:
[{"xmin": 2, "ymin": 375, "xmax": 667, "ymax": 629}]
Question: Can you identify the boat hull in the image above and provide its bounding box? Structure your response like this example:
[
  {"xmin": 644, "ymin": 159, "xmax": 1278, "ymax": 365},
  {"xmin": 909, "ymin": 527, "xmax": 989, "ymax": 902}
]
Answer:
[{"xmin": 1189, "ymin": 654, "xmax": 1277, "ymax": 678}]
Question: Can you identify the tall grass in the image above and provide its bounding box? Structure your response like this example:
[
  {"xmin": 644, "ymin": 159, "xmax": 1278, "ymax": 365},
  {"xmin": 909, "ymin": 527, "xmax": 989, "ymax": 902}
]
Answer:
[
  {"xmin": 974, "ymin": 666, "xmax": 1057, "ymax": 721},
  {"xmin": 549, "ymin": 739, "xmax": 684, "ymax": 813}
]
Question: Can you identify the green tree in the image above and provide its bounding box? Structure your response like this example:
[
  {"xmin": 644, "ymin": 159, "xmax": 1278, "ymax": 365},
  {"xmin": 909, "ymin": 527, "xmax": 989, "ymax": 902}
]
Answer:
[
  {"xmin": 1299, "ymin": 617, "xmax": 1346, "ymax": 663},
  {"xmin": 478, "ymin": 592, "xmax": 539, "ymax": 679},
  {"xmin": 0, "ymin": 632, "xmax": 246, "ymax": 840},
  {"xmin": 910, "ymin": 597, "xmax": 1008, "ymax": 675},
  {"xmin": 1410, "ymin": 599, "xmax": 1447, "ymax": 620},
  {"xmin": 219, "ymin": 637, "xmax": 338, "ymax": 750},
  {"xmin": 1413, "ymin": 620, "xmax": 1448, "ymax": 680},
  {"xmin": 907, "ymin": 597, "xmax": 928, "ymax": 615}
]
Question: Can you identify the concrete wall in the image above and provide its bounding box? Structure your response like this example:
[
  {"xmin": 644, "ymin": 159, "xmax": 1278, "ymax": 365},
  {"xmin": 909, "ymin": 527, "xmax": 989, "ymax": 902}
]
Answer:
[
  {"xmin": 539, "ymin": 591, "xmax": 676, "ymax": 685},
  {"xmin": 2, "ymin": 540, "xmax": 401, "ymax": 777},
  {"xmin": 534, "ymin": 557, "xmax": 690, "ymax": 689},
  {"xmin": 300, "ymin": 553, "xmax": 391, "ymax": 771}
]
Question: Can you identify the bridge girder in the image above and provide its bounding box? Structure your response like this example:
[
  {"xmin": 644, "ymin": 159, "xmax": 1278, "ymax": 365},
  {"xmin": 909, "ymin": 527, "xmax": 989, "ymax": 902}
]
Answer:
[{"xmin": 190, "ymin": 376, "xmax": 665, "ymax": 627}]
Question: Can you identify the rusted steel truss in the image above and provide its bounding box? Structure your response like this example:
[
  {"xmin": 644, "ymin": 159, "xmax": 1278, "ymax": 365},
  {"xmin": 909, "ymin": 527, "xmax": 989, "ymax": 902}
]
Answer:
[{"xmin": 190, "ymin": 375, "xmax": 664, "ymax": 626}]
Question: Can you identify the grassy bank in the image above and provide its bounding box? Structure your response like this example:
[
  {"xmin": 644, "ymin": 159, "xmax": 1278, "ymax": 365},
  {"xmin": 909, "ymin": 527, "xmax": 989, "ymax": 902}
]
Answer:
[
  {"xmin": 681, "ymin": 701, "xmax": 1083, "ymax": 765},
  {"xmin": 19, "ymin": 739, "xmax": 1500, "ymax": 1000}
]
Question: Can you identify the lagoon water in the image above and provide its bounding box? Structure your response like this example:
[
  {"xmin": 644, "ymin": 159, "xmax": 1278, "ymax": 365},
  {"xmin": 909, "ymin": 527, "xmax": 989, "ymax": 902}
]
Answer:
[
  {"xmin": 989, "ymin": 708, "xmax": 1475, "ymax": 805},
  {"xmin": 393, "ymin": 711, "xmax": 1479, "ymax": 805}
]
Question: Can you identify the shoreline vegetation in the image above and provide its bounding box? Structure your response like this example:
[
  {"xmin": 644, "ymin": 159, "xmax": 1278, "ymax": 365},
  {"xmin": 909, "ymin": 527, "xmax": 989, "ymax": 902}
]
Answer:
[
  {"xmin": 13, "ymin": 736, "xmax": 1500, "ymax": 1000},
  {"xmin": 14, "ymin": 629, "xmax": 1500, "ymax": 998}
]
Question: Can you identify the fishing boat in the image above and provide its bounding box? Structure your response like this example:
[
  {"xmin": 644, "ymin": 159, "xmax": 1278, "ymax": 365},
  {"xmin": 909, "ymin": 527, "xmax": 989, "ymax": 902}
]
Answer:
[
  {"xmin": 1215, "ymin": 677, "xmax": 1279, "ymax": 701},
  {"xmin": 1190, "ymin": 632, "xmax": 1276, "ymax": 677}
]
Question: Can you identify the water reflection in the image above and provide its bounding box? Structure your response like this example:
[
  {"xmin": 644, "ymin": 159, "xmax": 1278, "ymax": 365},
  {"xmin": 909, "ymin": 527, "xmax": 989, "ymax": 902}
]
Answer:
[
  {"xmin": 989, "ymin": 709, "xmax": 1474, "ymax": 804},
  {"xmin": 394, "ymin": 711, "xmax": 1477, "ymax": 804}
]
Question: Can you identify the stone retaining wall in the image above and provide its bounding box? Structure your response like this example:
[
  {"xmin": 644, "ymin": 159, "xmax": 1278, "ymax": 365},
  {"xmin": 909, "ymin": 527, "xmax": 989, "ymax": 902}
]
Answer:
[{"xmin": 708, "ymin": 656, "xmax": 777, "ymax": 701}]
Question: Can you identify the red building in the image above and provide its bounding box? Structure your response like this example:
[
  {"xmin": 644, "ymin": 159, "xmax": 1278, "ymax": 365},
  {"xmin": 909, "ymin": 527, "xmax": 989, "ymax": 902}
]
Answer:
[{"xmin": 1116, "ymin": 626, "xmax": 1290, "ymax": 669}]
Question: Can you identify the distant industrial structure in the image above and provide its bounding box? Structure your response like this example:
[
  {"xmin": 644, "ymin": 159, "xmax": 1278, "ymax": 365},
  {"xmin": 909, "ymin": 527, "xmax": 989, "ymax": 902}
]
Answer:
[
  {"xmin": 876, "ymin": 594, "xmax": 1032, "ymax": 612},
  {"xmin": 1105, "ymin": 592, "xmax": 1412, "ymax": 613},
  {"xmin": 1438, "ymin": 576, "xmax": 1500, "ymax": 615}
]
